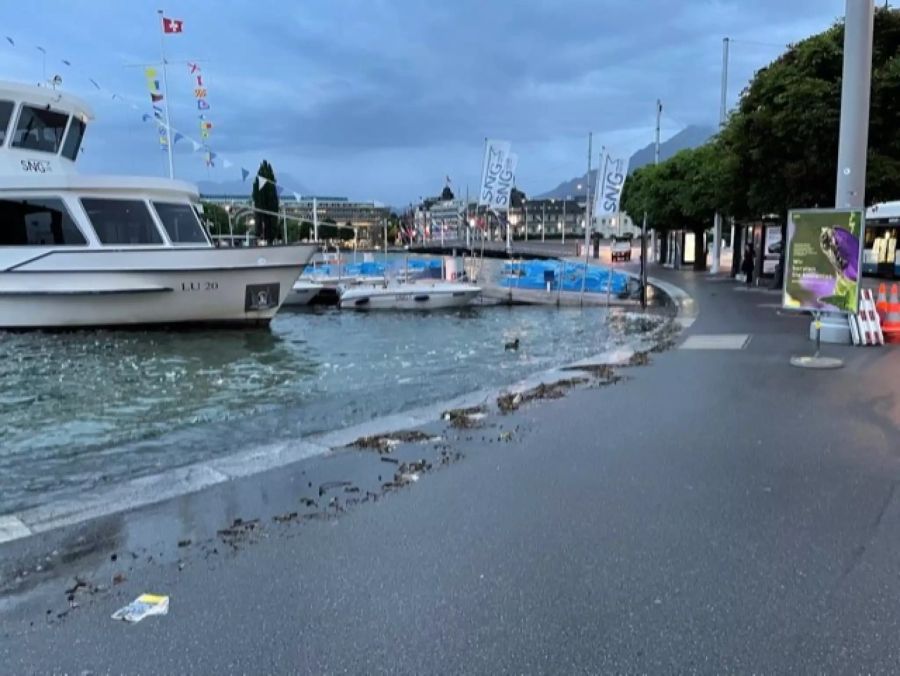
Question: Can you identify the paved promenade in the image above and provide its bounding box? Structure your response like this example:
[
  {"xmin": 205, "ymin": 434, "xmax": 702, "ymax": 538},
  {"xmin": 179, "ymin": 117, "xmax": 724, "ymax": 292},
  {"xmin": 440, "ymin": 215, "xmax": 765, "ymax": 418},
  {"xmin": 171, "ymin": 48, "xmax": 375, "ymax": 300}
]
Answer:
[{"xmin": 1, "ymin": 266, "xmax": 898, "ymax": 673}]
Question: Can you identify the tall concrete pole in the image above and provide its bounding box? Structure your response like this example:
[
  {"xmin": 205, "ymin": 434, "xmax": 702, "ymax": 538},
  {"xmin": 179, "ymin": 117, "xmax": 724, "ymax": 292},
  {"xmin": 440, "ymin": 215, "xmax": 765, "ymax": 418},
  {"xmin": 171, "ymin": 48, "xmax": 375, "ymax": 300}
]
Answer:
[
  {"xmin": 650, "ymin": 100, "xmax": 662, "ymax": 261},
  {"xmin": 818, "ymin": 0, "xmax": 874, "ymax": 345},
  {"xmin": 835, "ymin": 0, "xmax": 874, "ymax": 208},
  {"xmin": 654, "ymin": 100, "xmax": 661, "ymax": 165},
  {"xmin": 712, "ymin": 37, "xmax": 730, "ymax": 274}
]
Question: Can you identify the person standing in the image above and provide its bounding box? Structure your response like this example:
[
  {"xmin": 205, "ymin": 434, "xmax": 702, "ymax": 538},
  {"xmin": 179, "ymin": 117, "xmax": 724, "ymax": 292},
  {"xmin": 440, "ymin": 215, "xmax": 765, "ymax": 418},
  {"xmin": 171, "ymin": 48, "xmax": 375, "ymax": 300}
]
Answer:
[{"xmin": 741, "ymin": 243, "xmax": 755, "ymax": 288}]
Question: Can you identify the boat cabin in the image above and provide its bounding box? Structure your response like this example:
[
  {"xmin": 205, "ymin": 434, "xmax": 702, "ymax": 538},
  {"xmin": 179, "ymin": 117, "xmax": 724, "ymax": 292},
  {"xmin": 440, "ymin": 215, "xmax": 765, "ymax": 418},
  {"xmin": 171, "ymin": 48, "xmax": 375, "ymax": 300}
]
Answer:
[{"xmin": 0, "ymin": 81, "xmax": 210, "ymax": 253}]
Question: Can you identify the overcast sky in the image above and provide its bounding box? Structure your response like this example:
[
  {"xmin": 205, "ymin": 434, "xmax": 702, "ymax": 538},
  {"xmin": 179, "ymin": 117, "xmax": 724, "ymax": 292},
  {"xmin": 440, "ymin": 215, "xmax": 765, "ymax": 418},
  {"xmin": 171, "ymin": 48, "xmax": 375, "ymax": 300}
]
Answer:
[{"xmin": 1, "ymin": 1, "xmax": 847, "ymax": 204}]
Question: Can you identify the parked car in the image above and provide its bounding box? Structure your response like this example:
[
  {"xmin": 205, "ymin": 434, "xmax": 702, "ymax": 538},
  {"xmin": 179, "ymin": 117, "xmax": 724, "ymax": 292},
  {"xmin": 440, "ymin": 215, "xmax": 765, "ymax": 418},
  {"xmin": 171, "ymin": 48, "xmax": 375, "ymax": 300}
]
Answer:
[{"xmin": 611, "ymin": 237, "xmax": 631, "ymax": 262}]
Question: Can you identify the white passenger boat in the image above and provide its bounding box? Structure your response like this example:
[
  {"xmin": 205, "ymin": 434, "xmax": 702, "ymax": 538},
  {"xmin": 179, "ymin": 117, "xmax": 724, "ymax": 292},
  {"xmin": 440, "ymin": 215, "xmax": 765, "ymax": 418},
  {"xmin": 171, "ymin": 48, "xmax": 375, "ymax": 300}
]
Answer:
[
  {"xmin": 282, "ymin": 279, "xmax": 323, "ymax": 306},
  {"xmin": 0, "ymin": 81, "xmax": 316, "ymax": 328},
  {"xmin": 339, "ymin": 281, "xmax": 481, "ymax": 310}
]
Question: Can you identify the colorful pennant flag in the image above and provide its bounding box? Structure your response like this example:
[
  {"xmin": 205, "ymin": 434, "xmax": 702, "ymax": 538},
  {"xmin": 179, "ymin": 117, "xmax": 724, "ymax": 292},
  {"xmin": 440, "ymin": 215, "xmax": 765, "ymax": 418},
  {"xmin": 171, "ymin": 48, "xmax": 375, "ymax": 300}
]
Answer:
[
  {"xmin": 144, "ymin": 67, "xmax": 168, "ymax": 151},
  {"xmin": 187, "ymin": 62, "xmax": 213, "ymax": 162}
]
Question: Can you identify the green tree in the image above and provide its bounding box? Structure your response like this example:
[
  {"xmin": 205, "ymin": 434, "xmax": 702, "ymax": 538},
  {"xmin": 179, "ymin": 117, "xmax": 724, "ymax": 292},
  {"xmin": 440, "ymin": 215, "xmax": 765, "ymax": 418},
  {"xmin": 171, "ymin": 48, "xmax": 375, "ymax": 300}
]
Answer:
[
  {"xmin": 251, "ymin": 160, "xmax": 279, "ymax": 242},
  {"xmin": 621, "ymin": 146, "xmax": 722, "ymax": 270},
  {"xmin": 286, "ymin": 220, "xmax": 314, "ymax": 241},
  {"xmin": 200, "ymin": 201, "xmax": 229, "ymax": 236},
  {"xmin": 716, "ymin": 7, "xmax": 900, "ymax": 280}
]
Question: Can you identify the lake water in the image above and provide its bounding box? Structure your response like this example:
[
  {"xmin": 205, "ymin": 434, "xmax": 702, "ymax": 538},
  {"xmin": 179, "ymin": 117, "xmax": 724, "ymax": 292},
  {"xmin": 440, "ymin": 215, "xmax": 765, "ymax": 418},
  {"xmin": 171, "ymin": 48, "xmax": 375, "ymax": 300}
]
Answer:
[{"xmin": 0, "ymin": 304, "xmax": 665, "ymax": 513}]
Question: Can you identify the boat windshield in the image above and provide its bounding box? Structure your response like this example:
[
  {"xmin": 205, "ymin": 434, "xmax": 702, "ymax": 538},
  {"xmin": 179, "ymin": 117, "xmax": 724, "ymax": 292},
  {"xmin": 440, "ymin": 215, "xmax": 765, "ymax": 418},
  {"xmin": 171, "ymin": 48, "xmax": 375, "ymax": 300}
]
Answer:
[
  {"xmin": 11, "ymin": 105, "xmax": 70, "ymax": 154},
  {"xmin": 152, "ymin": 201, "xmax": 210, "ymax": 244},
  {"xmin": 60, "ymin": 117, "xmax": 86, "ymax": 160},
  {"xmin": 0, "ymin": 100, "xmax": 13, "ymax": 146},
  {"xmin": 81, "ymin": 198, "xmax": 163, "ymax": 245},
  {"xmin": 0, "ymin": 197, "xmax": 87, "ymax": 246}
]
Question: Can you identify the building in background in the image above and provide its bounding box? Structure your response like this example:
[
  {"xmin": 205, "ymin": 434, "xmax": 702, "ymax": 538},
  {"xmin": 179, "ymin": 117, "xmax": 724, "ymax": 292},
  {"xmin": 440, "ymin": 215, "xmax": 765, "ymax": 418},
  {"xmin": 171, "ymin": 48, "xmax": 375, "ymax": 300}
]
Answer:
[{"xmin": 202, "ymin": 193, "xmax": 390, "ymax": 244}]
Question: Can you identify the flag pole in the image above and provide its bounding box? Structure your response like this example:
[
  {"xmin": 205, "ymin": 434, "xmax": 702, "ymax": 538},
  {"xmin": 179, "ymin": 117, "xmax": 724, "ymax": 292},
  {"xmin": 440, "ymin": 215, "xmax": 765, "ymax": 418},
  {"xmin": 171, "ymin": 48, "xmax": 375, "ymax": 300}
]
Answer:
[
  {"xmin": 579, "ymin": 132, "xmax": 593, "ymax": 305},
  {"xmin": 157, "ymin": 9, "xmax": 175, "ymax": 179}
]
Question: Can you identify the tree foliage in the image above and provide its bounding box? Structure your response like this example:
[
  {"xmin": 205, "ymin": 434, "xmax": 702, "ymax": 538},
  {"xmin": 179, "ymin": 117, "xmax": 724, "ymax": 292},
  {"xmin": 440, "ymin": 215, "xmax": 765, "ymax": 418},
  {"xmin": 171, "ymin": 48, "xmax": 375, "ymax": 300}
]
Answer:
[
  {"xmin": 622, "ymin": 7, "xmax": 900, "ymax": 249},
  {"xmin": 251, "ymin": 159, "xmax": 279, "ymax": 241},
  {"xmin": 199, "ymin": 201, "xmax": 229, "ymax": 236}
]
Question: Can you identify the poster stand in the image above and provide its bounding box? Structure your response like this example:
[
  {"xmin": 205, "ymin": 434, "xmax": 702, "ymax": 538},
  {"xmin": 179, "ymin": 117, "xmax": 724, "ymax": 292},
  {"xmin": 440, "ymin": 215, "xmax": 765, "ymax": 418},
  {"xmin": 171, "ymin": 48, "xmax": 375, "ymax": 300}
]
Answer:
[{"xmin": 790, "ymin": 311, "xmax": 845, "ymax": 369}]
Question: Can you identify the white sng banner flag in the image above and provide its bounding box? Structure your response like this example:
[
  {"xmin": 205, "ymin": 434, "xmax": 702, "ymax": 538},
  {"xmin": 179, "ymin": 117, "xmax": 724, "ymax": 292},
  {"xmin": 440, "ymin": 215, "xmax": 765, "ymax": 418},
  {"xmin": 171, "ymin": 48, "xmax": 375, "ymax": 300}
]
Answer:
[
  {"xmin": 479, "ymin": 139, "xmax": 511, "ymax": 207},
  {"xmin": 493, "ymin": 152, "xmax": 518, "ymax": 211},
  {"xmin": 594, "ymin": 151, "xmax": 630, "ymax": 217}
]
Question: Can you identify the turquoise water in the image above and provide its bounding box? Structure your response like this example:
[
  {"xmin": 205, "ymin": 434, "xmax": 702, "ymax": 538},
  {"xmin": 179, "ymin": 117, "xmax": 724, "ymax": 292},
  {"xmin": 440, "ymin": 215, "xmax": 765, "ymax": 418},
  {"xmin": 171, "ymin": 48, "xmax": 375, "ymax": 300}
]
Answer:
[{"xmin": 0, "ymin": 304, "xmax": 660, "ymax": 513}]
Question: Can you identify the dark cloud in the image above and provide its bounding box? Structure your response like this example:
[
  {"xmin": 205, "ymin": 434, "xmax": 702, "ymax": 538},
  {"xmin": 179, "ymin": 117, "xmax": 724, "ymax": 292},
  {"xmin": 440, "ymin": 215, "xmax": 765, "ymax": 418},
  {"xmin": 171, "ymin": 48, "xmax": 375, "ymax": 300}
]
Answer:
[{"xmin": 1, "ymin": 0, "xmax": 847, "ymax": 202}]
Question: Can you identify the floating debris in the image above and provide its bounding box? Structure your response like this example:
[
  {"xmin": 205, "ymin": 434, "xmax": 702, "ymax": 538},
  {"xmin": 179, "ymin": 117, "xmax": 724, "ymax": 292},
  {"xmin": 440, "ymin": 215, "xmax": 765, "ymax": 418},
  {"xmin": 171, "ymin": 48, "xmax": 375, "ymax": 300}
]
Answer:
[
  {"xmin": 273, "ymin": 511, "xmax": 299, "ymax": 523},
  {"xmin": 625, "ymin": 350, "xmax": 651, "ymax": 367},
  {"xmin": 217, "ymin": 518, "xmax": 260, "ymax": 541},
  {"xmin": 442, "ymin": 405, "xmax": 488, "ymax": 428},
  {"xmin": 318, "ymin": 480, "xmax": 352, "ymax": 496},
  {"xmin": 565, "ymin": 364, "xmax": 618, "ymax": 380},
  {"xmin": 352, "ymin": 429, "xmax": 432, "ymax": 453},
  {"xmin": 497, "ymin": 378, "xmax": 588, "ymax": 413}
]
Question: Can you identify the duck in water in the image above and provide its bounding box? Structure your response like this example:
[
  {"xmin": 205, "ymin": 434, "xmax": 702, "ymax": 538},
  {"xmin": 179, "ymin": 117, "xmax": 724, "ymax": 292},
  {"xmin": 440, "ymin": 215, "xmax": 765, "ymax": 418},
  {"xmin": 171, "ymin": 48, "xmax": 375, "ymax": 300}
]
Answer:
[{"xmin": 504, "ymin": 338, "xmax": 520, "ymax": 351}]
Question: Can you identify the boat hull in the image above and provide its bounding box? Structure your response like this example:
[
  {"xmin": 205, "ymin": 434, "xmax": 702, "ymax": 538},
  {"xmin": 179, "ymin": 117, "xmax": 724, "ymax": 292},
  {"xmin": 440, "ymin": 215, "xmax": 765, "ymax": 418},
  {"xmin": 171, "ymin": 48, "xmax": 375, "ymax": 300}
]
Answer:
[
  {"xmin": 0, "ymin": 245, "xmax": 315, "ymax": 328},
  {"xmin": 282, "ymin": 281, "xmax": 324, "ymax": 307},
  {"xmin": 339, "ymin": 283, "xmax": 481, "ymax": 310}
]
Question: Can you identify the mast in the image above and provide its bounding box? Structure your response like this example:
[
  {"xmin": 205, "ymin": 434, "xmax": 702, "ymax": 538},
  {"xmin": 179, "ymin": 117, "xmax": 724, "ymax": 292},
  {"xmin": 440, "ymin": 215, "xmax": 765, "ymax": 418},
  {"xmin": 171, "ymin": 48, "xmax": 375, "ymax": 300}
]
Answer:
[{"xmin": 156, "ymin": 10, "xmax": 175, "ymax": 179}]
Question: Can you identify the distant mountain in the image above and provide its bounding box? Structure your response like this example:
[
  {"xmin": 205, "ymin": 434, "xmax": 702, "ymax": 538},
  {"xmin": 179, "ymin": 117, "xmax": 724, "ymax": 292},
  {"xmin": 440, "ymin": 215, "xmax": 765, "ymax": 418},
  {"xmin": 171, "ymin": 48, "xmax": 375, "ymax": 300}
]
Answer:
[
  {"xmin": 535, "ymin": 125, "xmax": 715, "ymax": 199},
  {"xmin": 197, "ymin": 173, "xmax": 312, "ymax": 199}
]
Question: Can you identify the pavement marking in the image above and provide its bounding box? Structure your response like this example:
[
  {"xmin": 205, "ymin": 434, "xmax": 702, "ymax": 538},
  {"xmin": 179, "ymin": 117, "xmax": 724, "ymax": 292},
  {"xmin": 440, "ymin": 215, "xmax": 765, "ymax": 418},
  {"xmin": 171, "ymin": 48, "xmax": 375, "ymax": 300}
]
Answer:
[
  {"xmin": 680, "ymin": 334, "xmax": 751, "ymax": 350},
  {"xmin": 0, "ymin": 515, "xmax": 32, "ymax": 544}
]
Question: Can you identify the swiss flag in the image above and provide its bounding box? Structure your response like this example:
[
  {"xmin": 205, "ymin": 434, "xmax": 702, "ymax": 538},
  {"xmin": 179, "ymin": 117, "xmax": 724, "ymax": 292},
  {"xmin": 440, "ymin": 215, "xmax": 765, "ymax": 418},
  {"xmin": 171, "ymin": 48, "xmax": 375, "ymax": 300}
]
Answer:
[{"xmin": 161, "ymin": 16, "xmax": 183, "ymax": 33}]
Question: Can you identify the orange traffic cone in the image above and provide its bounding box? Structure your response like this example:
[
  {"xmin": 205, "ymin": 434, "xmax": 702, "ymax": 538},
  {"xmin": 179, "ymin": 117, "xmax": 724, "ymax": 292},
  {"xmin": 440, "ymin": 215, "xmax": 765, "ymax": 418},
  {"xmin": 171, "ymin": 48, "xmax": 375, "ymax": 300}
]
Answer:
[
  {"xmin": 883, "ymin": 284, "xmax": 900, "ymax": 344},
  {"xmin": 875, "ymin": 283, "xmax": 889, "ymax": 322}
]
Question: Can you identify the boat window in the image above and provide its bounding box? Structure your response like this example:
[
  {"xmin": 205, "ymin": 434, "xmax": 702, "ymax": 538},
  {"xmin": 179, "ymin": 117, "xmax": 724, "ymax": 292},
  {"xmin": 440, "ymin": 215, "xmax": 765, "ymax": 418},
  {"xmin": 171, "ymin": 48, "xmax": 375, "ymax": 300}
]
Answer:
[
  {"xmin": 152, "ymin": 202, "xmax": 210, "ymax": 244},
  {"xmin": 61, "ymin": 117, "xmax": 86, "ymax": 160},
  {"xmin": 0, "ymin": 197, "xmax": 87, "ymax": 246},
  {"xmin": 0, "ymin": 100, "xmax": 13, "ymax": 146},
  {"xmin": 81, "ymin": 198, "xmax": 162, "ymax": 245},
  {"xmin": 11, "ymin": 105, "xmax": 69, "ymax": 153}
]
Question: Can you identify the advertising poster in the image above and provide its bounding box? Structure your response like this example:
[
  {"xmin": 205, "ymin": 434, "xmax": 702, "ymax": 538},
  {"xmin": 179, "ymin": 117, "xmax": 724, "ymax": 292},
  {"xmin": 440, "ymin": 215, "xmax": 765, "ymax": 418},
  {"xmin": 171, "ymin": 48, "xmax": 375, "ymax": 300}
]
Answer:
[
  {"xmin": 783, "ymin": 208, "xmax": 863, "ymax": 313},
  {"xmin": 763, "ymin": 226, "xmax": 782, "ymax": 274}
]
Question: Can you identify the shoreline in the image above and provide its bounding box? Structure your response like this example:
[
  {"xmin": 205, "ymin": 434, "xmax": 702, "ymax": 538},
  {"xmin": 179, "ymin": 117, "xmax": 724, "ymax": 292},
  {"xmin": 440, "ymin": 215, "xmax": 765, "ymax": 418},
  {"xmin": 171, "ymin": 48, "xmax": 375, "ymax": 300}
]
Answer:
[{"xmin": 0, "ymin": 280, "xmax": 689, "ymax": 547}]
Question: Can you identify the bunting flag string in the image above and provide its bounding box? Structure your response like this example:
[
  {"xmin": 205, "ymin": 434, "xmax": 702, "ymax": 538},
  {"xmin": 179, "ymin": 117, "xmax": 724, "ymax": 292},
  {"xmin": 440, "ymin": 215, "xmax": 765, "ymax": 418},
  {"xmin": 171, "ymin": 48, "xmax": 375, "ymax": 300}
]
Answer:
[
  {"xmin": 2, "ymin": 31, "xmax": 311, "ymax": 201},
  {"xmin": 144, "ymin": 67, "xmax": 168, "ymax": 151},
  {"xmin": 189, "ymin": 63, "xmax": 211, "ymax": 136}
]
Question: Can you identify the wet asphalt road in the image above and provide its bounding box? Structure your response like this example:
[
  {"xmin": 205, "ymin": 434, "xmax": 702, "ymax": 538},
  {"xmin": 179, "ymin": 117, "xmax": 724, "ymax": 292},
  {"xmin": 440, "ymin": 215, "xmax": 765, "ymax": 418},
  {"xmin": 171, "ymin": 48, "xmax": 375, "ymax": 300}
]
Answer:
[{"xmin": 1, "ymin": 268, "xmax": 899, "ymax": 674}]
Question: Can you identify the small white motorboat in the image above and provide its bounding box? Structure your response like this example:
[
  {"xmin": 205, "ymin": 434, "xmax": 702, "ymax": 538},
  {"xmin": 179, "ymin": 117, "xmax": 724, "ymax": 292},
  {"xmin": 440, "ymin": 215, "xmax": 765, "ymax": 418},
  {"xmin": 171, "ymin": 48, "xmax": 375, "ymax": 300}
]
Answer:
[
  {"xmin": 0, "ymin": 80, "xmax": 316, "ymax": 328},
  {"xmin": 281, "ymin": 279, "xmax": 323, "ymax": 306},
  {"xmin": 339, "ymin": 281, "xmax": 481, "ymax": 310}
]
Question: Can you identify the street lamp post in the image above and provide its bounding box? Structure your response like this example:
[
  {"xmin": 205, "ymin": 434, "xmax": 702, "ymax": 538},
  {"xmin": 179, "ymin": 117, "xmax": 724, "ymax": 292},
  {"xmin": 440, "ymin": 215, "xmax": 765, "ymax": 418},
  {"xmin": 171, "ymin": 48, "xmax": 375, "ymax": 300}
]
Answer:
[
  {"xmin": 562, "ymin": 196, "xmax": 568, "ymax": 245},
  {"xmin": 542, "ymin": 202, "xmax": 546, "ymax": 242},
  {"xmin": 224, "ymin": 204, "xmax": 234, "ymax": 245},
  {"xmin": 524, "ymin": 201, "xmax": 528, "ymax": 242}
]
